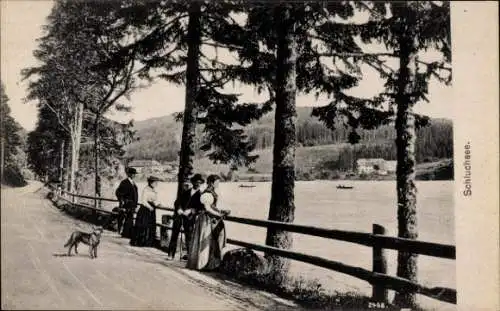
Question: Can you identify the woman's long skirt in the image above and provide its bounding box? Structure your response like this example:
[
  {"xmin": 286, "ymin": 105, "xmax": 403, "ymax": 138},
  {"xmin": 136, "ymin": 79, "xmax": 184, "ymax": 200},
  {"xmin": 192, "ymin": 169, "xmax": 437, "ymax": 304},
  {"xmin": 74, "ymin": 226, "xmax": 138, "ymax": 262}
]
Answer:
[
  {"xmin": 187, "ymin": 213, "xmax": 226, "ymax": 271},
  {"xmin": 131, "ymin": 206, "xmax": 156, "ymax": 247}
]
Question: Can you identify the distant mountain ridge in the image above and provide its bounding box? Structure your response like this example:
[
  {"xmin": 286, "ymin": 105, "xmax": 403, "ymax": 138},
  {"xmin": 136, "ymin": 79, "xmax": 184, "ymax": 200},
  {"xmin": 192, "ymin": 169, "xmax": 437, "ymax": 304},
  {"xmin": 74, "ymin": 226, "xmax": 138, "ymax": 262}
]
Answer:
[{"xmin": 125, "ymin": 106, "xmax": 453, "ymax": 166}]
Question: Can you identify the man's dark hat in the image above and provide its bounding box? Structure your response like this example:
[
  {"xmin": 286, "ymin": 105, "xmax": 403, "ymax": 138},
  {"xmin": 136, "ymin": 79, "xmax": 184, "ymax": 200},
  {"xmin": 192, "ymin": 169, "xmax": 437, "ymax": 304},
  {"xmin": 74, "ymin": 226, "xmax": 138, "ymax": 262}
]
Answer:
[
  {"xmin": 126, "ymin": 167, "xmax": 137, "ymax": 175},
  {"xmin": 147, "ymin": 175, "xmax": 163, "ymax": 183},
  {"xmin": 190, "ymin": 173, "xmax": 205, "ymax": 183}
]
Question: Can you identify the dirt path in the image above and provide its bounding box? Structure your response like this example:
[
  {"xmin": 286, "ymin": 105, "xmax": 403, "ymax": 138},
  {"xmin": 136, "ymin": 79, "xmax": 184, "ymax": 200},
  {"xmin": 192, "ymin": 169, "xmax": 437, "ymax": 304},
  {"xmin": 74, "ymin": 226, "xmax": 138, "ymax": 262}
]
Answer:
[{"xmin": 1, "ymin": 182, "xmax": 299, "ymax": 310}]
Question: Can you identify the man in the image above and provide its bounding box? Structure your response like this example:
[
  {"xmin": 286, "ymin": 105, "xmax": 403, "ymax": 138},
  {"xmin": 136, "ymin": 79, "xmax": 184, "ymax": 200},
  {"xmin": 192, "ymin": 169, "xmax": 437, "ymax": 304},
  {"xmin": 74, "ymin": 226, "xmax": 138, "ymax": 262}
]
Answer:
[
  {"xmin": 167, "ymin": 173, "xmax": 204, "ymax": 260},
  {"xmin": 115, "ymin": 167, "xmax": 139, "ymax": 239}
]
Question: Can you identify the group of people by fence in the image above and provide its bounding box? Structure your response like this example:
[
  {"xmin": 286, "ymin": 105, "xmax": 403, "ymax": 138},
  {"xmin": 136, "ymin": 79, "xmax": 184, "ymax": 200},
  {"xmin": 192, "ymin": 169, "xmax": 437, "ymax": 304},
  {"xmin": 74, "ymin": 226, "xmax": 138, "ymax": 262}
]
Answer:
[{"xmin": 114, "ymin": 167, "xmax": 230, "ymax": 271}]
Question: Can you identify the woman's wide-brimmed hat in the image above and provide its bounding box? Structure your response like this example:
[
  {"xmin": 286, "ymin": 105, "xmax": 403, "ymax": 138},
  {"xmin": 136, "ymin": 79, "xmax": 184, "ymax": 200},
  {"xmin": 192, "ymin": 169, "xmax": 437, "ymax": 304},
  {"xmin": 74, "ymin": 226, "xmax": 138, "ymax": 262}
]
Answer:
[
  {"xmin": 147, "ymin": 175, "xmax": 163, "ymax": 183},
  {"xmin": 207, "ymin": 174, "xmax": 221, "ymax": 184},
  {"xmin": 125, "ymin": 167, "xmax": 137, "ymax": 175},
  {"xmin": 190, "ymin": 173, "xmax": 205, "ymax": 183}
]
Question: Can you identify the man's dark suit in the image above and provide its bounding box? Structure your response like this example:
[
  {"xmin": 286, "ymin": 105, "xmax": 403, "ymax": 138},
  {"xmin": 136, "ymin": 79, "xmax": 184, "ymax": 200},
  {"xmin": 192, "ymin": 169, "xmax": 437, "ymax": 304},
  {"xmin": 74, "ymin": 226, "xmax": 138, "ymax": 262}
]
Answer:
[
  {"xmin": 167, "ymin": 189, "xmax": 203, "ymax": 257},
  {"xmin": 115, "ymin": 178, "xmax": 138, "ymax": 238}
]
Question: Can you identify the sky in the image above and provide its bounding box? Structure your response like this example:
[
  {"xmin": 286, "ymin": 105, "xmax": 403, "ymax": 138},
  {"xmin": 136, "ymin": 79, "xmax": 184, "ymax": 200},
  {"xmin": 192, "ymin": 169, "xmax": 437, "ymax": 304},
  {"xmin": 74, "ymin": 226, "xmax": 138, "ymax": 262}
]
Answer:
[{"xmin": 1, "ymin": 0, "xmax": 453, "ymax": 132}]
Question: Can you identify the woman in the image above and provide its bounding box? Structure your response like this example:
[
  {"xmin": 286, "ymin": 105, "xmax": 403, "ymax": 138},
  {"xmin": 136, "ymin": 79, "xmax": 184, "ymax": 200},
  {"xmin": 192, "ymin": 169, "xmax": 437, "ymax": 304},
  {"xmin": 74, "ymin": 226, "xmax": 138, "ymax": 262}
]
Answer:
[
  {"xmin": 131, "ymin": 176, "xmax": 165, "ymax": 247},
  {"xmin": 187, "ymin": 174, "xmax": 230, "ymax": 271}
]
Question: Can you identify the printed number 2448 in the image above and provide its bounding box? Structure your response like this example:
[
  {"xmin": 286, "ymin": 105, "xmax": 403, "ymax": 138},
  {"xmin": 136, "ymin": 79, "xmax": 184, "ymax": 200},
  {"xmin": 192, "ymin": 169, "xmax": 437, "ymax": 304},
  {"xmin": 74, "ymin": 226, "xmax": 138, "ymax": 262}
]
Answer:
[{"xmin": 368, "ymin": 302, "xmax": 387, "ymax": 309}]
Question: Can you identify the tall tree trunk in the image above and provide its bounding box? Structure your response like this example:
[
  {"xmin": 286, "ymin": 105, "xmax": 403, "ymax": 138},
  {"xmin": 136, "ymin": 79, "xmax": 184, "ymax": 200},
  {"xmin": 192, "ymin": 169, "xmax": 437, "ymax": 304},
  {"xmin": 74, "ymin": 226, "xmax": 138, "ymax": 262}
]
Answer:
[
  {"xmin": 69, "ymin": 102, "xmax": 84, "ymax": 194},
  {"xmin": 69, "ymin": 136, "xmax": 77, "ymax": 194},
  {"xmin": 393, "ymin": 34, "xmax": 418, "ymax": 308},
  {"xmin": 63, "ymin": 136, "xmax": 71, "ymax": 191},
  {"xmin": 94, "ymin": 113, "xmax": 101, "ymax": 209},
  {"xmin": 176, "ymin": 2, "xmax": 201, "ymax": 200},
  {"xmin": 59, "ymin": 139, "xmax": 65, "ymax": 184},
  {"xmin": 265, "ymin": 4, "xmax": 297, "ymax": 286}
]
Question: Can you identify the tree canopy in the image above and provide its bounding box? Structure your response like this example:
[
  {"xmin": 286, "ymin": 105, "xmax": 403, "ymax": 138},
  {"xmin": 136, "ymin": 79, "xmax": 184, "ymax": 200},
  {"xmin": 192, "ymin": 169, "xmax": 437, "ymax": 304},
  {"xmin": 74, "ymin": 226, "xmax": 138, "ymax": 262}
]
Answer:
[{"xmin": 1, "ymin": 82, "xmax": 23, "ymax": 166}]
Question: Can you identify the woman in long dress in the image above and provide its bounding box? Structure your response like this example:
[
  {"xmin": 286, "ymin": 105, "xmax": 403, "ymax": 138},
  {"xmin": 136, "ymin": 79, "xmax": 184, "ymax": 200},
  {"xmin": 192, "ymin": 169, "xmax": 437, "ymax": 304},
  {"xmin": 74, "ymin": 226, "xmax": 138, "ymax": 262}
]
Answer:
[
  {"xmin": 131, "ymin": 176, "xmax": 165, "ymax": 247},
  {"xmin": 187, "ymin": 174, "xmax": 230, "ymax": 271}
]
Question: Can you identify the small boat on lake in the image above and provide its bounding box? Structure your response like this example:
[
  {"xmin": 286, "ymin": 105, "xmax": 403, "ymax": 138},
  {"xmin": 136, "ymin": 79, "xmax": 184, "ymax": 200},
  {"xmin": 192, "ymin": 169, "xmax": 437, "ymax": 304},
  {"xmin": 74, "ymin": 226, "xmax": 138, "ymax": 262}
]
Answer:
[
  {"xmin": 336, "ymin": 185, "xmax": 354, "ymax": 190},
  {"xmin": 239, "ymin": 184, "xmax": 256, "ymax": 188}
]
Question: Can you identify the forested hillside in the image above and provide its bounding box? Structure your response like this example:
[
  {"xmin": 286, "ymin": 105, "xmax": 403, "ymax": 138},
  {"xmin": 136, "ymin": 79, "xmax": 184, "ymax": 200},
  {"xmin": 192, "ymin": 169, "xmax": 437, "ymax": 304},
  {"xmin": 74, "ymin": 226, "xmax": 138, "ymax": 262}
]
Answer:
[{"xmin": 125, "ymin": 107, "xmax": 453, "ymax": 165}]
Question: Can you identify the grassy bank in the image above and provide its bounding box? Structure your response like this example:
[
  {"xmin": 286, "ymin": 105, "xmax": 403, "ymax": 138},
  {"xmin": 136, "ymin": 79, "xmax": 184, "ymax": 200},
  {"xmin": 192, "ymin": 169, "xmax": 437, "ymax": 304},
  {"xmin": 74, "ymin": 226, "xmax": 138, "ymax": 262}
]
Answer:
[{"xmin": 216, "ymin": 271, "xmax": 427, "ymax": 311}]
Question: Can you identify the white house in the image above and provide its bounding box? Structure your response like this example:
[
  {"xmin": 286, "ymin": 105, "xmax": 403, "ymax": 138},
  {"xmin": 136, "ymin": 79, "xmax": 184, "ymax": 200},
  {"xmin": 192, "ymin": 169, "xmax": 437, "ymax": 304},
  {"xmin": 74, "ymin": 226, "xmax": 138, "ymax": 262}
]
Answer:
[
  {"xmin": 356, "ymin": 159, "xmax": 398, "ymax": 175},
  {"xmin": 383, "ymin": 160, "xmax": 397, "ymax": 173},
  {"xmin": 356, "ymin": 158, "xmax": 385, "ymax": 174}
]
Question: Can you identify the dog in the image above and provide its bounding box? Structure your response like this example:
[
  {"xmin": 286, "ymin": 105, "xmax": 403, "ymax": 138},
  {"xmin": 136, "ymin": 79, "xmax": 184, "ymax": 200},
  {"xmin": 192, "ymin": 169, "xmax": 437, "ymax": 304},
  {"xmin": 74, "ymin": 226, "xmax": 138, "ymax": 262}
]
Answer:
[{"xmin": 63, "ymin": 226, "xmax": 103, "ymax": 259}]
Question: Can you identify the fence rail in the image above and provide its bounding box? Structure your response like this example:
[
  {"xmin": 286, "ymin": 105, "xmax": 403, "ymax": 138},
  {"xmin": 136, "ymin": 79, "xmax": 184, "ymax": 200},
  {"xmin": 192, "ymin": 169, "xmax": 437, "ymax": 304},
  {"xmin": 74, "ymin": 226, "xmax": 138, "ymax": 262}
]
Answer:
[
  {"xmin": 227, "ymin": 239, "xmax": 456, "ymax": 304},
  {"xmin": 60, "ymin": 189, "xmax": 120, "ymax": 203},
  {"xmin": 48, "ymin": 185, "xmax": 456, "ymax": 305},
  {"xmin": 224, "ymin": 215, "xmax": 455, "ymax": 259}
]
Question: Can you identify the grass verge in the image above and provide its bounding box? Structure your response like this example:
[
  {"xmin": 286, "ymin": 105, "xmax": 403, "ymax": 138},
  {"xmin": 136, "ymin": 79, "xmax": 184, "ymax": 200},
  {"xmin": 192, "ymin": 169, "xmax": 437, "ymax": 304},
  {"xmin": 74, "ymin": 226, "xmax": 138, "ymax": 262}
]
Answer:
[{"xmin": 219, "ymin": 270, "xmax": 428, "ymax": 311}]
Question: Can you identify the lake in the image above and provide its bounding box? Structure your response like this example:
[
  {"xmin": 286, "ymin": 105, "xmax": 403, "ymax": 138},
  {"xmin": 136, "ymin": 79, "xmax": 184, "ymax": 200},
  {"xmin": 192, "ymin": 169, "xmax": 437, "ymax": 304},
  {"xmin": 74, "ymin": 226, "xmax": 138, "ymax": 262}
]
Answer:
[{"xmin": 104, "ymin": 180, "xmax": 455, "ymax": 310}]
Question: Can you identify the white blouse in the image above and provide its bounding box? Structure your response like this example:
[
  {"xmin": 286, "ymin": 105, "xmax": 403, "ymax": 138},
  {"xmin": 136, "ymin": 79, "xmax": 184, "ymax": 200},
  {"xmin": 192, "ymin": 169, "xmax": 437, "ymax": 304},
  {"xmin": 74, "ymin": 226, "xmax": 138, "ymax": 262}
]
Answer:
[
  {"xmin": 200, "ymin": 192, "xmax": 221, "ymax": 216},
  {"xmin": 141, "ymin": 186, "xmax": 159, "ymax": 209}
]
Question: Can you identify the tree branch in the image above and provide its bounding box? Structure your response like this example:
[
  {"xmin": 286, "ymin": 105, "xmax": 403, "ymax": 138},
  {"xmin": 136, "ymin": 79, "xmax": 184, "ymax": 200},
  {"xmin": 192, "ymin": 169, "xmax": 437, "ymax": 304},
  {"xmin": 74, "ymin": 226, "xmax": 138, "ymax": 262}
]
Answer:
[
  {"xmin": 356, "ymin": 1, "xmax": 386, "ymax": 20},
  {"xmin": 200, "ymin": 71, "xmax": 234, "ymax": 88},
  {"xmin": 100, "ymin": 53, "xmax": 136, "ymax": 114},
  {"xmin": 318, "ymin": 52, "xmax": 396, "ymax": 59},
  {"xmin": 42, "ymin": 101, "xmax": 71, "ymax": 133},
  {"xmin": 365, "ymin": 58, "xmax": 396, "ymax": 75},
  {"xmin": 202, "ymin": 41, "xmax": 244, "ymax": 52},
  {"xmin": 416, "ymin": 59, "xmax": 452, "ymax": 72}
]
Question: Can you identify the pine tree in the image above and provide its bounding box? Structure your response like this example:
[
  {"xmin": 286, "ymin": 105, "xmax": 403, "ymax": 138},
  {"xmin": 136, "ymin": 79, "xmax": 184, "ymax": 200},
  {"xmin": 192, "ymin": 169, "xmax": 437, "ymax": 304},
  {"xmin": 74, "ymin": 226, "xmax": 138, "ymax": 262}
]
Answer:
[
  {"xmin": 231, "ymin": 1, "xmax": 373, "ymax": 285},
  {"xmin": 265, "ymin": 4, "xmax": 298, "ymax": 285},
  {"xmin": 176, "ymin": 1, "xmax": 203, "ymax": 198},
  {"xmin": 353, "ymin": 2, "xmax": 451, "ymax": 307},
  {"xmin": 93, "ymin": 1, "xmax": 273, "ymax": 200}
]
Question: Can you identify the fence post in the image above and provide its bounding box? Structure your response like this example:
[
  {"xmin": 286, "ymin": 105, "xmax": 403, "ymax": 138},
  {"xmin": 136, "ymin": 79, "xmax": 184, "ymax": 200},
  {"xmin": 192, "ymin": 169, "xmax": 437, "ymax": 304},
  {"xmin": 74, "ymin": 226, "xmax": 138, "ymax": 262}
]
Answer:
[{"xmin": 372, "ymin": 223, "xmax": 388, "ymax": 303}]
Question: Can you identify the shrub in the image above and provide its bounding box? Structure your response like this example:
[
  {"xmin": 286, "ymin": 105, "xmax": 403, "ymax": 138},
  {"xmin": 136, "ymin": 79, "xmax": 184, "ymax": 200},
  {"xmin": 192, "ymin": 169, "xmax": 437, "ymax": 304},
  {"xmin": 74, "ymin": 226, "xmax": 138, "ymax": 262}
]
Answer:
[
  {"xmin": 219, "ymin": 266, "xmax": 395, "ymax": 311},
  {"xmin": 1, "ymin": 165, "xmax": 27, "ymax": 187}
]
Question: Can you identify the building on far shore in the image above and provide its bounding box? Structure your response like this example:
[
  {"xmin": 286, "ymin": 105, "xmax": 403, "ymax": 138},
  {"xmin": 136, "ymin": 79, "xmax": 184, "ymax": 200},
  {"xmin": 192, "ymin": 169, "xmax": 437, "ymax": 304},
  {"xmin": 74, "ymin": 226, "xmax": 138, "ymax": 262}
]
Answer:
[
  {"xmin": 356, "ymin": 158, "xmax": 397, "ymax": 175},
  {"xmin": 128, "ymin": 159, "xmax": 163, "ymax": 174},
  {"xmin": 384, "ymin": 160, "xmax": 397, "ymax": 173}
]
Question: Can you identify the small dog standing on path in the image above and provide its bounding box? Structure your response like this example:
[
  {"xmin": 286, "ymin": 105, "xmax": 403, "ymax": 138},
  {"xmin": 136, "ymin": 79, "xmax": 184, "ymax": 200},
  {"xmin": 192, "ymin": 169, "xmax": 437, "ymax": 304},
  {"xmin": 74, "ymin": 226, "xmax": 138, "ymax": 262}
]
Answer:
[{"xmin": 64, "ymin": 226, "xmax": 103, "ymax": 259}]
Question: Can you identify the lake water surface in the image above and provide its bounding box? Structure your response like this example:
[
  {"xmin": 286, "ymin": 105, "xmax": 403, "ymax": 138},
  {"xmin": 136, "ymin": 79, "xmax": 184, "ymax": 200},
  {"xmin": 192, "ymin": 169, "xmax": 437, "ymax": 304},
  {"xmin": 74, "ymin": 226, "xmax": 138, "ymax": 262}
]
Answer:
[{"xmin": 105, "ymin": 180, "xmax": 455, "ymax": 310}]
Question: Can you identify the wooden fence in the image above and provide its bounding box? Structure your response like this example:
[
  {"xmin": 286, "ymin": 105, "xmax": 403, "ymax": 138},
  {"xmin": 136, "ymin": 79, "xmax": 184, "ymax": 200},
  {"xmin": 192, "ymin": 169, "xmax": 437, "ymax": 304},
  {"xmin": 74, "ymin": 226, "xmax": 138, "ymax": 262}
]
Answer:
[{"xmin": 50, "ymin": 186, "xmax": 456, "ymax": 305}]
